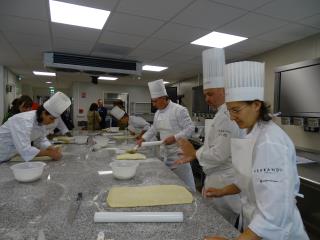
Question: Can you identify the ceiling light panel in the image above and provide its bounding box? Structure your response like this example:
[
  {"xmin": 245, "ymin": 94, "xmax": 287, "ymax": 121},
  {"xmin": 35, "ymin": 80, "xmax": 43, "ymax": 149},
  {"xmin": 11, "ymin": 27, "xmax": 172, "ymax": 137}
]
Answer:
[
  {"xmin": 98, "ymin": 76, "xmax": 118, "ymax": 81},
  {"xmin": 33, "ymin": 71, "xmax": 56, "ymax": 76},
  {"xmin": 49, "ymin": 0, "xmax": 110, "ymax": 30},
  {"xmin": 191, "ymin": 31, "xmax": 247, "ymax": 48},
  {"xmin": 142, "ymin": 65, "xmax": 168, "ymax": 72}
]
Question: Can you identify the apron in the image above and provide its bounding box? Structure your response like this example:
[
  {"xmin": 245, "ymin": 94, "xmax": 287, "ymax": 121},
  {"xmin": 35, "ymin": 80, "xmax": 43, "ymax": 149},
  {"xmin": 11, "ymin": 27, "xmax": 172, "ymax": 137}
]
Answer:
[
  {"xmin": 231, "ymin": 138, "xmax": 256, "ymax": 230},
  {"xmin": 155, "ymin": 107, "xmax": 196, "ymax": 192}
]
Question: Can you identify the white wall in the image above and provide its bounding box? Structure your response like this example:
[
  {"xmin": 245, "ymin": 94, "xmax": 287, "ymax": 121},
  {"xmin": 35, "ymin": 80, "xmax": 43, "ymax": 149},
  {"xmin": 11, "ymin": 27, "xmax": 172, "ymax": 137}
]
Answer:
[
  {"xmin": 251, "ymin": 33, "xmax": 320, "ymax": 151},
  {"xmin": 72, "ymin": 82, "xmax": 151, "ymax": 127}
]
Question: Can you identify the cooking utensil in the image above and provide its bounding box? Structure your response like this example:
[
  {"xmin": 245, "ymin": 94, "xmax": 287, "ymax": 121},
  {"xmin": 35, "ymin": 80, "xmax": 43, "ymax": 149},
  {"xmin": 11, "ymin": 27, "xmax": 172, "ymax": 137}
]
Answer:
[
  {"xmin": 94, "ymin": 212, "xmax": 183, "ymax": 223},
  {"xmin": 67, "ymin": 192, "xmax": 83, "ymax": 224},
  {"xmin": 126, "ymin": 141, "xmax": 163, "ymax": 154}
]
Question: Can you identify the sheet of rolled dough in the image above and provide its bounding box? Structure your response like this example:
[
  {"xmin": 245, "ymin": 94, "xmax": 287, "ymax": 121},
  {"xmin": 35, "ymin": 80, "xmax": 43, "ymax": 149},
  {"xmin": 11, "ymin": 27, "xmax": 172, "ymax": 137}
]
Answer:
[
  {"xmin": 116, "ymin": 153, "xmax": 146, "ymax": 160},
  {"xmin": 53, "ymin": 136, "xmax": 74, "ymax": 143},
  {"xmin": 107, "ymin": 185, "xmax": 193, "ymax": 207},
  {"xmin": 11, "ymin": 155, "xmax": 52, "ymax": 162}
]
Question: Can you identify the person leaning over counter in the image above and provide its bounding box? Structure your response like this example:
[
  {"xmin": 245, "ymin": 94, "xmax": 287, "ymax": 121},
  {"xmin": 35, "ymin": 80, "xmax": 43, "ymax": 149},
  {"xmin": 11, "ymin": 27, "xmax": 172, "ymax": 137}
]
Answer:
[
  {"xmin": 203, "ymin": 61, "xmax": 309, "ymax": 240},
  {"xmin": 137, "ymin": 79, "xmax": 196, "ymax": 192},
  {"xmin": 0, "ymin": 92, "xmax": 71, "ymax": 163},
  {"xmin": 110, "ymin": 106, "xmax": 151, "ymax": 140},
  {"xmin": 2, "ymin": 95, "xmax": 33, "ymax": 123},
  {"xmin": 175, "ymin": 48, "xmax": 241, "ymax": 225}
]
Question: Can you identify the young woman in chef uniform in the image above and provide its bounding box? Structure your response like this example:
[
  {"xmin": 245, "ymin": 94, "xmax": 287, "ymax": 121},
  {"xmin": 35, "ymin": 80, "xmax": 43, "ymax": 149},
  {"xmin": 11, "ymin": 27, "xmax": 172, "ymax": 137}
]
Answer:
[
  {"xmin": 203, "ymin": 61, "xmax": 309, "ymax": 240},
  {"xmin": 0, "ymin": 92, "xmax": 71, "ymax": 163}
]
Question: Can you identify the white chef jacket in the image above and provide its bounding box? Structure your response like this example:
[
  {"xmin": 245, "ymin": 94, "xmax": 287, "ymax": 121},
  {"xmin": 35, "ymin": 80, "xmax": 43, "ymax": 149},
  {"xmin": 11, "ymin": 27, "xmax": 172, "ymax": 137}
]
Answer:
[
  {"xmin": 239, "ymin": 121, "xmax": 309, "ymax": 239},
  {"xmin": 143, "ymin": 101, "xmax": 194, "ymax": 142},
  {"xmin": 128, "ymin": 115, "xmax": 150, "ymax": 134},
  {"xmin": 196, "ymin": 104, "xmax": 241, "ymax": 174},
  {"xmin": 0, "ymin": 111, "xmax": 52, "ymax": 162},
  {"xmin": 46, "ymin": 117, "xmax": 69, "ymax": 135}
]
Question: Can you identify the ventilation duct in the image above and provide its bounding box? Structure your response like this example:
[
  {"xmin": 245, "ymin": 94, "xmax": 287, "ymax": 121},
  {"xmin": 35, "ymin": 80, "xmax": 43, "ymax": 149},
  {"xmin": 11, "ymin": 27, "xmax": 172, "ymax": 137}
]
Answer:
[{"xmin": 43, "ymin": 52, "xmax": 142, "ymax": 76}]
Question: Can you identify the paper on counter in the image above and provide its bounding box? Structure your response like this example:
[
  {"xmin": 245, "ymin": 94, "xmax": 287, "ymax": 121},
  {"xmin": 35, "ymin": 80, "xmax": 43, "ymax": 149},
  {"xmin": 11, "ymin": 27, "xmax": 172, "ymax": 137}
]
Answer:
[
  {"xmin": 94, "ymin": 212, "xmax": 183, "ymax": 223},
  {"xmin": 296, "ymin": 156, "xmax": 316, "ymax": 165}
]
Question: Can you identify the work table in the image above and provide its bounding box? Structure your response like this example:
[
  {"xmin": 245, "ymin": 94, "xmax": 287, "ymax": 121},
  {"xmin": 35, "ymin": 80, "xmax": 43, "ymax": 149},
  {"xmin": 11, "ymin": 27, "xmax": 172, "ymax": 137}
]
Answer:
[{"xmin": 0, "ymin": 135, "xmax": 239, "ymax": 240}]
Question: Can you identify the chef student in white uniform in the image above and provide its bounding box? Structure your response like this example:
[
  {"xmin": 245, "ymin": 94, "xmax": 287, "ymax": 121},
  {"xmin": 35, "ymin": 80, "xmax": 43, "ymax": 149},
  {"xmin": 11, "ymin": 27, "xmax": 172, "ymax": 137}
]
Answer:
[
  {"xmin": 110, "ymin": 106, "xmax": 151, "ymax": 140},
  {"xmin": 175, "ymin": 48, "xmax": 241, "ymax": 225},
  {"xmin": 137, "ymin": 79, "xmax": 196, "ymax": 192},
  {"xmin": 203, "ymin": 61, "xmax": 309, "ymax": 240},
  {"xmin": 0, "ymin": 92, "xmax": 71, "ymax": 163}
]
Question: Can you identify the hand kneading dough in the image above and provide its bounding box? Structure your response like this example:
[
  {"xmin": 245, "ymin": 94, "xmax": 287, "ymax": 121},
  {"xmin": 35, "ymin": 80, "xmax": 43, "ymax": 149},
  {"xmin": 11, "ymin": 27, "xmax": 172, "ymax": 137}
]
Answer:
[
  {"xmin": 11, "ymin": 155, "xmax": 52, "ymax": 162},
  {"xmin": 116, "ymin": 153, "xmax": 146, "ymax": 160},
  {"xmin": 107, "ymin": 185, "xmax": 193, "ymax": 207}
]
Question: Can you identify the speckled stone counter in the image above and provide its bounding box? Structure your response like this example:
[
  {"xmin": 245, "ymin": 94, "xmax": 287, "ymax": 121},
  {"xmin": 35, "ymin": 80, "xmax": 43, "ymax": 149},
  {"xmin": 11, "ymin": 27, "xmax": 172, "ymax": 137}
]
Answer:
[{"xmin": 0, "ymin": 135, "xmax": 239, "ymax": 240}]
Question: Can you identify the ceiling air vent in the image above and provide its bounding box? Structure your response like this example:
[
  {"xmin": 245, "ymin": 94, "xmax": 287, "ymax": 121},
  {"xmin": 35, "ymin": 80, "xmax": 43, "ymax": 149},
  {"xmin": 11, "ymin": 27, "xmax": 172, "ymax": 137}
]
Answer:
[{"xmin": 43, "ymin": 52, "xmax": 142, "ymax": 75}]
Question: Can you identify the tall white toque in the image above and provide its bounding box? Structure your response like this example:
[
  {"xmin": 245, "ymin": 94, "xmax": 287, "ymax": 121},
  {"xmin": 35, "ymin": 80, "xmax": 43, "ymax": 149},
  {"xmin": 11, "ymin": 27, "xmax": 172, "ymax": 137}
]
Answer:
[
  {"xmin": 202, "ymin": 47, "xmax": 225, "ymax": 89},
  {"xmin": 148, "ymin": 79, "xmax": 168, "ymax": 99},
  {"xmin": 43, "ymin": 91, "xmax": 71, "ymax": 117},
  {"xmin": 224, "ymin": 61, "xmax": 265, "ymax": 102},
  {"xmin": 110, "ymin": 106, "xmax": 125, "ymax": 120}
]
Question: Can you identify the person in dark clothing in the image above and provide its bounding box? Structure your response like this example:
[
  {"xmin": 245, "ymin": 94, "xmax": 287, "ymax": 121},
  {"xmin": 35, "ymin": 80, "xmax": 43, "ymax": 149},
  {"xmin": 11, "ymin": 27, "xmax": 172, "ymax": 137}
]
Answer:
[
  {"xmin": 97, "ymin": 99, "xmax": 107, "ymax": 129},
  {"xmin": 2, "ymin": 95, "xmax": 33, "ymax": 123}
]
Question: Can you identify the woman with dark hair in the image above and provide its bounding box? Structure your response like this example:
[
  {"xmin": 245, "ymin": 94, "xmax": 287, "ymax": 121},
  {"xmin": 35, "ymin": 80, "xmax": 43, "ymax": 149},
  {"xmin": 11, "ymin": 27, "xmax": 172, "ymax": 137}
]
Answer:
[
  {"xmin": 203, "ymin": 62, "xmax": 308, "ymax": 240},
  {"xmin": 87, "ymin": 103, "xmax": 101, "ymax": 130},
  {"xmin": 2, "ymin": 95, "xmax": 33, "ymax": 123},
  {"xmin": 0, "ymin": 92, "xmax": 71, "ymax": 163}
]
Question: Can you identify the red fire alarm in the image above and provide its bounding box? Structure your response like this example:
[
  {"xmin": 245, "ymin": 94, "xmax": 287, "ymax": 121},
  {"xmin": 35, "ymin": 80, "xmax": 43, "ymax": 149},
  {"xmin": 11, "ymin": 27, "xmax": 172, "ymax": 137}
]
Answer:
[
  {"xmin": 81, "ymin": 92, "xmax": 86, "ymax": 98},
  {"xmin": 79, "ymin": 108, "xmax": 84, "ymax": 114}
]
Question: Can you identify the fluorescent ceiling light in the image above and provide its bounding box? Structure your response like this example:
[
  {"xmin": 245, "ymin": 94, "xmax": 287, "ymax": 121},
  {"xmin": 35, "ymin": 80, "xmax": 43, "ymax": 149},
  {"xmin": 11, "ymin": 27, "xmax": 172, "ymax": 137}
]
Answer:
[
  {"xmin": 191, "ymin": 31, "xmax": 247, "ymax": 48},
  {"xmin": 98, "ymin": 76, "xmax": 118, "ymax": 81},
  {"xmin": 49, "ymin": 86, "xmax": 55, "ymax": 89},
  {"xmin": 33, "ymin": 71, "xmax": 56, "ymax": 77},
  {"xmin": 98, "ymin": 171, "xmax": 113, "ymax": 175},
  {"xmin": 46, "ymin": 81, "xmax": 52, "ymax": 84},
  {"xmin": 49, "ymin": 0, "xmax": 110, "ymax": 30},
  {"xmin": 163, "ymin": 81, "xmax": 170, "ymax": 84},
  {"xmin": 142, "ymin": 65, "xmax": 168, "ymax": 72}
]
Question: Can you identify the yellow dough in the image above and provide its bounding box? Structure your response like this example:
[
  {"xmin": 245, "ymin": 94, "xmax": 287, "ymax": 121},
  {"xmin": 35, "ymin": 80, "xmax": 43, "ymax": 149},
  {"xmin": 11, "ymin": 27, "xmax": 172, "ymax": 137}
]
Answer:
[
  {"xmin": 116, "ymin": 153, "xmax": 146, "ymax": 160},
  {"xmin": 107, "ymin": 185, "xmax": 193, "ymax": 208},
  {"xmin": 53, "ymin": 136, "xmax": 74, "ymax": 143},
  {"xmin": 11, "ymin": 155, "xmax": 52, "ymax": 162}
]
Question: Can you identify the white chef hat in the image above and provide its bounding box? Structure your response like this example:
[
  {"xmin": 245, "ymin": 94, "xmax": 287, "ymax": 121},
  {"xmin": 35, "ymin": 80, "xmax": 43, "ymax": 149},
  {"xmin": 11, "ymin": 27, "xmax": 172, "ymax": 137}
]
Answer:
[
  {"xmin": 202, "ymin": 48, "xmax": 225, "ymax": 89},
  {"xmin": 148, "ymin": 79, "xmax": 168, "ymax": 99},
  {"xmin": 43, "ymin": 92, "xmax": 71, "ymax": 117},
  {"xmin": 110, "ymin": 106, "xmax": 125, "ymax": 120},
  {"xmin": 225, "ymin": 61, "xmax": 265, "ymax": 102}
]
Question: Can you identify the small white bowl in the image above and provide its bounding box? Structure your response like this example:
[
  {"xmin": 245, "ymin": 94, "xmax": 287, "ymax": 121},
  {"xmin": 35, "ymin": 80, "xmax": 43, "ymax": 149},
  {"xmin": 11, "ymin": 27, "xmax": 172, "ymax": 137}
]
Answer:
[
  {"xmin": 110, "ymin": 161, "xmax": 139, "ymax": 180},
  {"xmin": 10, "ymin": 162, "xmax": 46, "ymax": 182}
]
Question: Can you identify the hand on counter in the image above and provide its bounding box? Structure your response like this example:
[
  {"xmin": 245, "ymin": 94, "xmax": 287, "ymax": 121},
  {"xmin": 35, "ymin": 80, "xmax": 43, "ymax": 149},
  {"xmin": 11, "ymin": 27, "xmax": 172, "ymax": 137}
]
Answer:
[
  {"xmin": 174, "ymin": 139, "xmax": 197, "ymax": 165},
  {"xmin": 38, "ymin": 147, "xmax": 62, "ymax": 161},
  {"xmin": 202, "ymin": 187, "xmax": 225, "ymax": 198},
  {"xmin": 163, "ymin": 135, "xmax": 176, "ymax": 145}
]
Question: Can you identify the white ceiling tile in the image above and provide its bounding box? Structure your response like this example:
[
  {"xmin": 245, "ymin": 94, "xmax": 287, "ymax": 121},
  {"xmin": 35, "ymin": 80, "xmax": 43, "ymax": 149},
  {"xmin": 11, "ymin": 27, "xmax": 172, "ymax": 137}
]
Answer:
[
  {"xmin": 298, "ymin": 14, "xmax": 320, "ymax": 29},
  {"xmin": 0, "ymin": 33, "xmax": 19, "ymax": 56},
  {"xmin": 226, "ymin": 38, "xmax": 281, "ymax": 55},
  {"xmin": 255, "ymin": 0, "xmax": 320, "ymax": 21},
  {"xmin": 217, "ymin": 13, "xmax": 288, "ymax": 38},
  {"xmin": 0, "ymin": 0, "xmax": 48, "ymax": 21},
  {"xmin": 116, "ymin": 0, "xmax": 193, "ymax": 20},
  {"xmin": 4, "ymin": 31, "xmax": 51, "ymax": 48},
  {"xmin": 173, "ymin": 44, "xmax": 208, "ymax": 57},
  {"xmin": 106, "ymin": 13, "xmax": 164, "ymax": 37},
  {"xmin": 138, "ymin": 38, "xmax": 183, "ymax": 52},
  {"xmin": 224, "ymin": 50, "xmax": 249, "ymax": 62},
  {"xmin": 51, "ymin": 23, "xmax": 100, "ymax": 43},
  {"xmin": 92, "ymin": 42, "xmax": 132, "ymax": 58},
  {"xmin": 153, "ymin": 23, "xmax": 209, "ymax": 43},
  {"xmin": 172, "ymin": 0, "xmax": 246, "ymax": 30},
  {"xmin": 256, "ymin": 23, "xmax": 319, "ymax": 44},
  {"xmin": 14, "ymin": 45, "xmax": 49, "ymax": 61},
  {"xmin": 153, "ymin": 52, "xmax": 196, "ymax": 66},
  {"xmin": 0, "ymin": 15, "xmax": 50, "ymax": 36},
  {"xmin": 52, "ymin": 38, "xmax": 94, "ymax": 55},
  {"xmin": 99, "ymin": 31, "xmax": 144, "ymax": 48},
  {"xmin": 59, "ymin": 0, "xmax": 119, "ymax": 11},
  {"xmin": 128, "ymin": 48, "xmax": 167, "ymax": 62},
  {"xmin": 210, "ymin": 0, "xmax": 273, "ymax": 11}
]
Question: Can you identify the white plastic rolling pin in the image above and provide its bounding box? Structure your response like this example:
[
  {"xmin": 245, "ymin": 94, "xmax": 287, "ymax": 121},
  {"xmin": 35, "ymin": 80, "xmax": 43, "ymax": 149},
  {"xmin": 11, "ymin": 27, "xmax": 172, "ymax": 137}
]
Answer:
[{"xmin": 94, "ymin": 212, "xmax": 183, "ymax": 223}]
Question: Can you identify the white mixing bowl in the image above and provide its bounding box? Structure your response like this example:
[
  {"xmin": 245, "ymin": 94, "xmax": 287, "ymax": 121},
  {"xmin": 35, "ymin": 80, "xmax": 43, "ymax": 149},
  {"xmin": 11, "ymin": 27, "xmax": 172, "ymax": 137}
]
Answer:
[
  {"xmin": 110, "ymin": 161, "xmax": 139, "ymax": 180},
  {"xmin": 10, "ymin": 162, "xmax": 46, "ymax": 182}
]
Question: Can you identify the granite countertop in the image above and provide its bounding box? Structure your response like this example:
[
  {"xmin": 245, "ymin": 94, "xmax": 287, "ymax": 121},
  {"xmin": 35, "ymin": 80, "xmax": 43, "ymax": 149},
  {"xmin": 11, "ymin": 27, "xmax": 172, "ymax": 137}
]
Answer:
[{"xmin": 0, "ymin": 135, "xmax": 239, "ymax": 240}]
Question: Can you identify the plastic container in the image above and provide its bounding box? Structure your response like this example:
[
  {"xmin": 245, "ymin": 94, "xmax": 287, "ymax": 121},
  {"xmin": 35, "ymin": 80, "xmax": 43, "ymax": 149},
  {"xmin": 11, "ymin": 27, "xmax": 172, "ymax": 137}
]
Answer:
[
  {"xmin": 10, "ymin": 162, "xmax": 46, "ymax": 182},
  {"xmin": 110, "ymin": 161, "xmax": 139, "ymax": 180}
]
